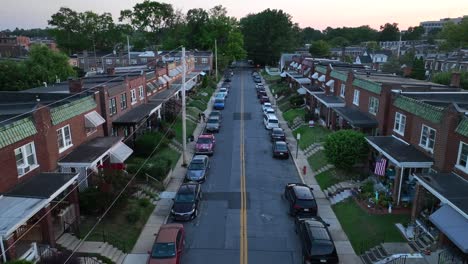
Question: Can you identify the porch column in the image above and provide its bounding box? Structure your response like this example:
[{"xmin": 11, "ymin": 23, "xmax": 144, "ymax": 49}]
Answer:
[
  {"xmin": 411, "ymin": 183, "xmax": 425, "ymax": 220},
  {"xmin": 3, "ymin": 235, "xmax": 16, "ymax": 261},
  {"xmin": 392, "ymin": 167, "xmax": 402, "ymax": 203},
  {"xmin": 39, "ymin": 205, "xmax": 56, "ymax": 247},
  {"xmin": 68, "ymin": 183, "xmax": 81, "ymax": 225},
  {"xmin": 330, "ymin": 111, "xmax": 337, "ymax": 130}
]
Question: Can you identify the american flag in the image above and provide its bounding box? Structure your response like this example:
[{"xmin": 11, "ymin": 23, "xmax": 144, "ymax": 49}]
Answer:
[{"xmin": 374, "ymin": 158, "xmax": 387, "ymax": 176}]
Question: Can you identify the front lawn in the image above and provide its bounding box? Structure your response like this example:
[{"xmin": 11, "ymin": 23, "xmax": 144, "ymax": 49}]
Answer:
[
  {"xmin": 262, "ymin": 72, "xmax": 281, "ymax": 83},
  {"xmin": 174, "ymin": 117, "xmax": 197, "ymax": 144},
  {"xmin": 307, "ymin": 150, "xmax": 329, "ymax": 171},
  {"xmin": 333, "ymin": 199, "xmax": 410, "ymax": 254},
  {"xmin": 293, "ymin": 126, "xmax": 331, "ymax": 150},
  {"xmin": 78, "ymin": 198, "xmax": 155, "ymax": 253},
  {"xmin": 155, "ymin": 147, "xmax": 181, "ymax": 169},
  {"xmin": 188, "ymin": 99, "xmax": 207, "ymax": 112},
  {"xmin": 283, "ymin": 108, "xmax": 305, "ymax": 126},
  {"xmin": 270, "ymin": 83, "xmax": 289, "ymax": 96},
  {"xmin": 315, "ymin": 169, "xmax": 341, "ymax": 190}
]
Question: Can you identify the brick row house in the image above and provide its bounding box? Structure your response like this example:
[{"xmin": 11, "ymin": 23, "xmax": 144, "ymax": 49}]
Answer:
[
  {"xmin": 284, "ymin": 55, "xmax": 468, "ymax": 258},
  {"xmin": 0, "ymin": 92, "xmax": 134, "ymax": 262}
]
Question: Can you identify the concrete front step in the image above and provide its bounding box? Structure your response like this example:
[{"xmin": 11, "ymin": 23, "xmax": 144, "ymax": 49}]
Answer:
[{"xmin": 359, "ymin": 244, "xmax": 389, "ymax": 264}]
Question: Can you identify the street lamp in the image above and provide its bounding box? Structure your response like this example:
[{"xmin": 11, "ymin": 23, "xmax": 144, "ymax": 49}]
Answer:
[{"xmin": 296, "ymin": 133, "xmax": 301, "ymax": 159}]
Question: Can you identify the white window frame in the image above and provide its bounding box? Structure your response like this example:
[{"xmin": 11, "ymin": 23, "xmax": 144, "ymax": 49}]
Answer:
[
  {"xmin": 109, "ymin": 97, "xmax": 117, "ymax": 116},
  {"xmin": 130, "ymin": 89, "xmax": 137, "ymax": 104},
  {"xmin": 368, "ymin": 97, "xmax": 379, "ymax": 115},
  {"xmin": 105, "ymin": 58, "xmax": 113, "ymax": 65},
  {"xmin": 393, "ymin": 112, "xmax": 406, "ymax": 136},
  {"xmin": 201, "ymin": 58, "xmax": 208, "ymax": 64},
  {"xmin": 456, "ymin": 141, "xmax": 468, "ymax": 173},
  {"xmin": 57, "ymin": 125, "xmax": 73, "ymax": 153},
  {"xmin": 15, "ymin": 142, "xmax": 39, "ymax": 177},
  {"xmin": 419, "ymin": 125, "xmax": 436, "ymax": 153},
  {"xmin": 120, "ymin": 93, "xmax": 127, "ymax": 110},
  {"xmin": 340, "ymin": 84, "xmax": 345, "ymax": 98},
  {"xmin": 353, "ymin": 90, "xmax": 360, "ymax": 106},
  {"xmin": 139, "ymin": 86, "xmax": 144, "ymax": 100},
  {"xmin": 330, "ymin": 83, "xmax": 334, "ymax": 93}
]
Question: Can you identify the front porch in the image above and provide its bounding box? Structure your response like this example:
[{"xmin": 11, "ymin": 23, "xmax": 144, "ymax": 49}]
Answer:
[
  {"xmin": 312, "ymin": 93, "xmax": 345, "ymax": 128},
  {"xmin": 0, "ymin": 172, "xmax": 79, "ymax": 262},
  {"xmin": 333, "ymin": 106, "xmax": 378, "ymax": 135}
]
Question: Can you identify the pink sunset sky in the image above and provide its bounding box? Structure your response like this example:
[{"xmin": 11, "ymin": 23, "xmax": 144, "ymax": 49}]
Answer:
[{"xmin": 0, "ymin": 0, "xmax": 467, "ymax": 30}]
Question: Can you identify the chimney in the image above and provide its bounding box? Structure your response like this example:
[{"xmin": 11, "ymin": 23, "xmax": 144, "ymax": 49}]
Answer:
[
  {"xmin": 106, "ymin": 67, "xmax": 115, "ymax": 75},
  {"xmin": 68, "ymin": 78, "xmax": 84, "ymax": 93},
  {"xmin": 450, "ymin": 72, "xmax": 461, "ymax": 88}
]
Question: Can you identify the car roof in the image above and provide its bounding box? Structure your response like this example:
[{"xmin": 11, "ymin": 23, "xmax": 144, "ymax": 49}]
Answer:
[
  {"xmin": 156, "ymin": 224, "xmax": 183, "ymax": 243},
  {"xmin": 210, "ymin": 111, "xmax": 220, "ymax": 115},
  {"xmin": 178, "ymin": 183, "xmax": 198, "ymax": 194},
  {"xmin": 272, "ymin": 127, "xmax": 284, "ymax": 132},
  {"xmin": 292, "ymin": 185, "xmax": 314, "ymax": 199},
  {"xmin": 266, "ymin": 113, "xmax": 277, "ymax": 119},
  {"xmin": 275, "ymin": 141, "xmax": 287, "ymax": 146},
  {"xmin": 305, "ymin": 220, "xmax": 332, "ymax": 241},
  {"xmin": 192, "ymin": 155, "xmax": 207, "ymax": 161},
  {"xmin": 199, "ymin": 134, "xmax": 214, "ymax": 138},
  {"xmin": 208, "ymin": 116, "xmax": 219, "ymax": 120}
]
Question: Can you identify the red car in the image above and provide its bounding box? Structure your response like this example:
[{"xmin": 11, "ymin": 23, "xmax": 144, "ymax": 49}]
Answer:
[
  {"xmin": 260, "ymin": 96, "xmax": 270, "ymax": 104},
  {"xmin": 148, "ymin": 224, "xmax": 185, "ymax": 264},
  {"xmin": 195, "ymin": 134, "xmax": 216, "ymax": 155}
]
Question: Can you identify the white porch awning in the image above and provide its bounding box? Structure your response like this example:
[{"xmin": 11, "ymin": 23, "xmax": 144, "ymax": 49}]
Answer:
[
  {"xmin": 295, "ymin": 78, "xmax": 311, "ymax": 84},
  {"xmin": 280, "ymin": 72, "xmax": 287, "ymax": 77},
  {"xmin": 311, "ymin": 72, "xmax": 319, "ymax": 79},
  {"xmin": 326, "ymin": 80, "xmax": 335, "ymax": 87},
  {"xmin": 318, "ymin": 75, "xmax": 326, "ymax": 82},
  {"xmin": 110, "ymin": 142, "xmax": 133, "ymax": 163},
  {"xmin": 289, "ymin": 61, "xmax": 295, "ymax": 66},
  {"xmin": 84, "ymin": 111, "xmax": 105, "ymax": 128},
  {"xmin": 296, "ymin": 64, "xmax": 302, "ymax": 70},
  {"xmin": 158, "ymin": 76, "xmax": 167, "ymax": 85},
  {"xmin": 163, "ymin": 75, "xmax": 171, "ymax": 82},
  {"xmin": 297, "ymin": 87, "xmax": 307, "ymax": 95},
  {"xmin": 199, "ymin": 71, "xmax": 206, "ymax": 76},
  {"xmin": 0, "ymin": 196, "xmax": 48, "ymax": 237}
]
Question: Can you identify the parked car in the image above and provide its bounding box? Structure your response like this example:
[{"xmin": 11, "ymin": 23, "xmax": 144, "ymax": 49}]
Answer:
[
  {"xmin": 222, "ymin": 82, "xmax": 231, "ymax": 88},
  {"xmin": 272, "ymin": 141, "xmax": 289, "ymax": 159},
  {"xmin": 262, "ymin": 102, "xmax": 272, "ymax": 111},
  {"xmin": 257, "ymin": 90, "xmax": 267, "ymax": 99},
  {"xmin": 206, "ymin": 116, "xmax": 221, "ymax": 133},
  {"xmin": 295, "ymin": 217, "xmax": 339, "ymax": 264},
  {"xmin": 219, "ymin": 87, "xmax": 229, "ymax": 97},
  {"xmin": 284, "ymin": 183, "xmax": 317, "ymax": 217},
  {"xmin": 263, "ymin": 113, "xmax": 279, "ymax": 130},
  {"xmin": 214, "ymin": 92, "xmax": 226, "ymax": 100},
  {"xmin": 171, "ymin": 182, "xmax": 202, "ymax": 221},
  {"xmin": 148, "ymin": 223, "xmax": 185, "ymax": 264},
  {"xmin": 255, "ymin": 83, "xmax": 264, "ymax": 89},
  {"xmin": 270, "ymin": 127, "xmax": 286, "ymax": 142},
  {"xmin": 254, "ymin": 77, "xmax": 262, "ymax": 83},
  {"xmin": 213, "ymin": 98, "xmax": 225, "ymax": 110},
  {"xmin": 263, "ymin": 107, "xmax": 275, "ymax": 115},
  {"xmin": 224, "ymin": 77, "xmax": 231, "ymax": 82},
  {"xmin": 260, "ymin": 96, "xmax": 270, "ymax": 104},
  {"xmin": 195, "ymin": 134, "xmax": 216, "ymax": 155},
  {"xmin": 209, "ymin": 110, "xmax": 222, "ymax": 121},
  {"xmin": 186, "ymin": 155, "xmax": 210, "ymax": 182}
]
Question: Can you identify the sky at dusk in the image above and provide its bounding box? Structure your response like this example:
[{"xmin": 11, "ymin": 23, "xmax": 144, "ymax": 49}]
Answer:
[{"xmin": 0, "ymin": 0, "xmax": 467, "ymax": 31}]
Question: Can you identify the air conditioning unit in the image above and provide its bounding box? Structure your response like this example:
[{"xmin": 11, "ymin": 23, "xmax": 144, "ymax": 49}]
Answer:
[{"xmin": 17, "ymin": 165, "xmax": 31, "ymax": 176}]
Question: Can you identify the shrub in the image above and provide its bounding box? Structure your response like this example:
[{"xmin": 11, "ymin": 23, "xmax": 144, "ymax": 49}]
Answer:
[
  {"xmin": 79, "ymin": 188, "xmax": 112, "ymax": 214},
  {"xmin": 361, "ymin": 180, "xmax": 374, "ymax": 194},
  {"xmin": 125, "ymin": 207, "xmax": 142, "ymax": 223},
  {"xmin": 324, "ymin": 130, "xmax": 369, "ymax": 171},
  {"xmin": 134, "ymin": 132, "xmax": 168, "ymax": 157},
  {"xmin": 146, "ymin": 158, "xmax": 172, "ymax": 181},
  {"xmin": 138, "ymin": 198, "xmax": 151, "ymax": 208},
  {"xmin": 289, "ymin": 94, "xmax": 304, "ymax": 107}
]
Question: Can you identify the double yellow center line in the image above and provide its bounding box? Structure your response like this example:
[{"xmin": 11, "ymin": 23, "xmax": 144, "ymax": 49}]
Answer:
[{"xmin": 239, "ymin": 70, "xmax": 248, "ymax": 264}]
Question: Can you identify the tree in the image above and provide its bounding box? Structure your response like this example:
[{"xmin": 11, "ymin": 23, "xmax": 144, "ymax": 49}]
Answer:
[
  {"xmin": 410, "ymin": 57, "xmax": 426, "ymax": 80},
  {"xmin": 324, "ymin": 130, "xmax": 369, "ymax": 171},
  {"xmin": 309, "ymin": 40, "xmax": 331, "ymax": 57},
  {"xmin": 322, "ymin": 25, "xmax": 378, "ymax": 44},
  {"xmin": 381, "ymin": 56, "xmax": 403, "ymax": 75},
  {"xmin": 378, "ymin": 23, "xmax": 400, "ymax": 41},
  {"xmin": 300, "ymin": 27, "xmax": 324, "ymax": 44},
  {"xmin": 365, "ymin": 41, "xmax": 381, "ymax": 51},
  {"xmin": 240, "ymin": 9, "xmax": 298, "ymax": 65},
  {"xmin": 403, "ymin": 26, "xmax": 424, "ymax": 41},
  {"xmin": 329, "ymin": 36, "xmax": 350, "ymax": 48},
  {"xmin": 440, "ymin": 17, "xmax": 468, "ymax": 49}
]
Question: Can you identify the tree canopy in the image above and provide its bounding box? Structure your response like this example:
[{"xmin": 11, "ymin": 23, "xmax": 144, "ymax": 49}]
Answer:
[
  {"xmin": 378, "ymin": 23, "xmax": 400, "ymax": 41},
  {"xmin": 440, "ymin": 17, "xmax": 468, "ymax": 49},
  {"xmin": 309, "ymin": 40, "xmax": 331, "ymax": 57},
  {"xmin": 324, "ymin": 130, "xmax": 369, "ymax": 171}
]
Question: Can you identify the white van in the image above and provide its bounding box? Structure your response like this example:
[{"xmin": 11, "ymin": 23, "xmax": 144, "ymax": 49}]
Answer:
[{"xmin": 263, "ymin": 113, "xmax": 279, "ymax": 130}]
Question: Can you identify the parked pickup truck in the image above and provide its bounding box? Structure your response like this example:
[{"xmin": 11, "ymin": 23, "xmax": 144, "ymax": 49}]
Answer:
[{"xmin": 195, "ymin": 134, "xmax": 216, "ymax": 156}]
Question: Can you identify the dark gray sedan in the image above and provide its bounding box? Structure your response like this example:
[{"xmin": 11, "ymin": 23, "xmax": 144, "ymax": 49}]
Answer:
[
  {"xmin": 206, "ymin": 116, "xmax": 221, "ymax": 133},
  {"xmin": 186, "ymin": 155, "xmax": 210, "ymax": 182}
]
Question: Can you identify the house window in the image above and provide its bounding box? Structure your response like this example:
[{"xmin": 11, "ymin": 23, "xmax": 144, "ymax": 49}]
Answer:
[
  {"xmin": 393, "ymin": 112, "xmax": 406, "ymax": 135},
  {"xmin": 15, "ymin": 142, "xmax": 38, "ymax": 177},
  {"xmin": 131, "ymin": 59, "xmax": 137, "ymax": 65},
  {"xmin": 124, "ymin": 127, "xmax": 129, "ymax": 137},
  {"xmin": 194, "ymin": 58, "xmax": 198, "ymax": 63},
  {"xmin": 130, "ymin": 89, "xmax": 137, "ymax": 104},
  {"xmin": 116, "ymin": 59, "xmax": 120, "ymax": 64},
  {"xmin": 340, "ymin": 84, "xmax": 345, "ymax": 98},
  {"xmin": 353, "ymin": 90, "xmax": 360, "ymax": 106},
  {"xmin": 57, "ymin": 125, "xmax": 73, "ymax": 152},
  {"xmin": 109, "ymin": 98, "xmax": 117, "ymax": 116},
  {"xmin": 111, "ymin": 127, "xmax": 118, "ymax": 136},
  {"xmin": 420, "ymin": 125, "xmax": 436, "ymax": 152},
  {"xmin": 139, "ymin": 86, "xmax": 144, "ymax": 99},
  {"xmin": 106, "ymin": 58, "xmax": 113, "ymax": 65},
  {"xmin": 456, "ymin": 141, "xmax": 468, "ymax": 172},
  {"xmin": 368, "ymin": 97, "xmax": 379, "ymax": 115},
  {"xmin": 120, "ymin": 93, "xmax": 127, "ymax": 110},
  {"xmin": 201, "ymin": 58, "xmax": 208, "ymax": 64},
  {"xmin": 141, "ymin": 58, "xmax": 147, "ymax": 63}
]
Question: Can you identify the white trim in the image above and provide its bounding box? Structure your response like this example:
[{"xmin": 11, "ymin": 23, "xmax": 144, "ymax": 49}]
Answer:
[
  {"xmin": 47, "ymin": 173, "xmax": 79, "ymax": 203},
  {"xmin": 393, "ymin": 112, "xmax": 406, "ymax": 136},
  {"xmin": 456, "ymin": 141, "xmax": 468, "ymax": 173},
  {"xmin": 353, "ymin": 90, "xmax": 360, "ymax": 106},
  {"xmin": 392, "ymin": 135, "xmax": 410, "ymax": 145},
  {"xmin": 413, "ymin": 174, "xmax": 468, "ymax": 219},
  {"xmin": 419, "ymin": 124, "xmax": 436, "ymax": 153},
  {"xmin": 340, "ymin": 84, "xmax": 345, "ymax": 98},
  {"xmin": 397, "ymin": 166, "xmax": 404, "ymax": 205},
  {"xmin": 0, "ymin": 236, "xmax": 6, "ymax": 262},
  {"xmin": 15, "ymin": 142, "xmax": 39, "ymax": 177},
  {"xmin": 57, "ymin": 125, "xmax": 73, "ymax": 153}
]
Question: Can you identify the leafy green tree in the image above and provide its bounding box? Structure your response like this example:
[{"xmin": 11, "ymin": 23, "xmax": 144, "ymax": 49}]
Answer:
[
  {"xmin": 324, "ymin": 130, "xmax": 369, "ymax": 171},
  {"xmin": 378, "ymin": 23, "xmax": 400, "ymax": 41},
  {"xmin": 403, "ymin": 26, "xmax": 425, "ymax": 41},
  {"xmin": 381, "ymin": 56, "xmax": 403, "ymax": 75},
  {"xmin": 301, "ymin": 27, "xmax": 324, "ymax": 44},
  {"xmin": 329, "ymin": 36, "xmax": 350, "ymax": 48},
  {"xmin": 410, "ymin": 57, "xmax": 426, "ymax": 80},
  {"xmin": 240, "ymin": 9, "xmax": 298, "ymax": 65},
  {"xmin": 309, "ymin": 40, "xmax": 331, "ymax": 57},
  {"xmin": 322, "ymin": 26, "xmax": 378, "ymax": 44},
  {"xmin": 440, "ymin": 18, "xmax": 468, "ymax": 49},
  {"xmin": 365, "ymin": 41, "xmax": 381, "ymax": 51}
]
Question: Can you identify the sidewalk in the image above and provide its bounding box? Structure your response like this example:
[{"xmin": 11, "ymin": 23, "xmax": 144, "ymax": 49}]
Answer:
[
  {"xmin": 128, "ymin": 82, "xmax": 219, "ymax": 259},
  {"xmin": 263, "ymin": 78, "xmax": 362, "ymax": 264}
]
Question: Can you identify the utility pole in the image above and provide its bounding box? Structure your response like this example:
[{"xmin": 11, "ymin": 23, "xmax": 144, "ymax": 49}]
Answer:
[
  {"xmin": 181, "ymin": 47, "xmax": 187, "ymax": 166},
  {"xmin": 127, "ymin": 35, "xmax": 131, "ymax": 66},
  {"xmin": 397, "ymin": 32, "xmax": 402, "ymax": 59},
  {"xmin": 215, "ymin": 39, "xmax": 218, "ymax": 81}
]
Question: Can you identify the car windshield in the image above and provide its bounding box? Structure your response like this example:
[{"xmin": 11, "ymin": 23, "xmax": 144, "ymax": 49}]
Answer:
[
  {"xmin": 151, "ymin": 242, "xmax": 176, "ymax": 258},
  {"xmin": 197, "ymin": 137, "xmax": 212, "ymax": 144},
  {"xmin": 215, "ymin": 99, "xmax": 224, "ymax": 103},
  {"xmin": 273, "ymin": 130, "xmax": 283, "ymax": 135},
  {"xmin": 296, "ymin": 199, "xmax": 316, "ymax": 208},
  {"xmin": 210, "ymin": 112, "xmax": 220, "ymax": 117},
  {"xmin": 175, "ymin": 193, "xmax": 195, "ymax": 203},
  {"xmin": 220, "ymin": 88, "xmax": 227, "ymax": 92},
  {"xmin": 269, "ymin": 119, "xmax": 278, "ymax": 124},
  {"xmin": 311, "ymin": 241, "xmax": 335, "ymax": 255},
  {"xmin": 275, "ymin": 143, "xmax": 288, "ymax": 151},
  {"xmin": 207, "ymin": 118, "xmax": 218, "ymax": 124},
  {"xmin": 189, "ymin": 162, "xmax": 205, "ymax": 170}
]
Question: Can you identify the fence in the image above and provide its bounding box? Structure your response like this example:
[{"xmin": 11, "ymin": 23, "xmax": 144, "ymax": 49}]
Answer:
[
  {"xmin": 438, "ymin": 249, "xmax": 467, "ymax": 264},
  {"xmin": 383, "ymin": 255, "xmax": 407, "ymax": 264}
]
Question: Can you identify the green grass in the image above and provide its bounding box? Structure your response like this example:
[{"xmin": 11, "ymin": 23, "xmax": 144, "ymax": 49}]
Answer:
[
  {"xmin": 315, "ymin": 169, "xmax": 341, "ymax": 190},
  {"xmin": 261, "ymin": 72, "xmax": 281, "ymax": 83},
  {"xmin": 155, "ymin": 147, "xmax": 181, "ymax": 169},
  {"xmin": 187, "ymin": 106, "xmax": 202, "ymax": 119},
  {"xmin": 278, "ymin": 101, "xmax": 292, "ymax": 112},
  {"xmin": 307, "ymin": 150, "xmax": 329, "ymax": 171},
  {"xmin": 283, "ymin": 108, "xmax": 305, "ymax": 126},
  {"xmin": 173, "ymin": 117, "xmax": 197, "ymax": 144},
  {"xmin": 293, "ymin": 126, "xmax": 331, "ymax": 150},
  {"xmin": 270, "ymin": 83, "xmax": 289, "ymax": 95},
  {"xmin": 79, "ymin": 199, "xmax": 155, "ymax": 253},
  {"xmin": 188, "ymin": 99, "xmax": 207, "ymax": 112},
  {"xmin": 333, "ymin": 199, "xmax": 410, "ymax": 254}
]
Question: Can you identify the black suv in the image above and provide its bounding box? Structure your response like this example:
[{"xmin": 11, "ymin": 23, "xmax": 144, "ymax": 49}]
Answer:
[
  {"xmin": 284, "ymin": 183, "xmax": 317, "ymax": 217},
  {"xmin": 171, "ymin": 183, "xmax": 202, "ymax": 221},
  {"xmin": 271, "ymin": 127, "xmax": 286, "ymax": 141},
  {"xmin": 295, "ymin": 217, "xmax": 339, "ymax": 264}
]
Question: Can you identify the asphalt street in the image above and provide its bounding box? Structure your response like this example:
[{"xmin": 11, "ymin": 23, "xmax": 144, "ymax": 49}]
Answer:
[{"xmin": 179, "ymin": 65, "xmax": 302, "ymax": 264}]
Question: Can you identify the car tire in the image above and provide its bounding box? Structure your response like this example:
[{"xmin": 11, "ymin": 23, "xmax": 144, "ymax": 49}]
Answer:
[{"xmin": 192, "ymin": 209, "xmax": 199, "ymax": 220}]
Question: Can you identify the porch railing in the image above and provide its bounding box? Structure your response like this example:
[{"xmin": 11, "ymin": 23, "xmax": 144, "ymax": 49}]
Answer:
[
  {"xmin": 383, "ymin": 255, "xmax": 407, "ymax": 264},
  {"xmin": 19, "ymin": 242, "xmax": 39, "ymax": 262},
  {"xmin": 438, "ymin": 249, "xmax": 467, "ymax": 264}
]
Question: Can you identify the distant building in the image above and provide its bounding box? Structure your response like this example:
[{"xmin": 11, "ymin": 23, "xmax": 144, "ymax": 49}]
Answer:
[
  {"xmin": 0, "ymin": 33, "xmax": 29, "ymax": 58},
  {"xmin": 420, "ymin": 16, "xmax": 467, "ymax": 35},
  {"xmin": 330, "ymin": 46, "xmax": 366, "ymax": 59}
]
